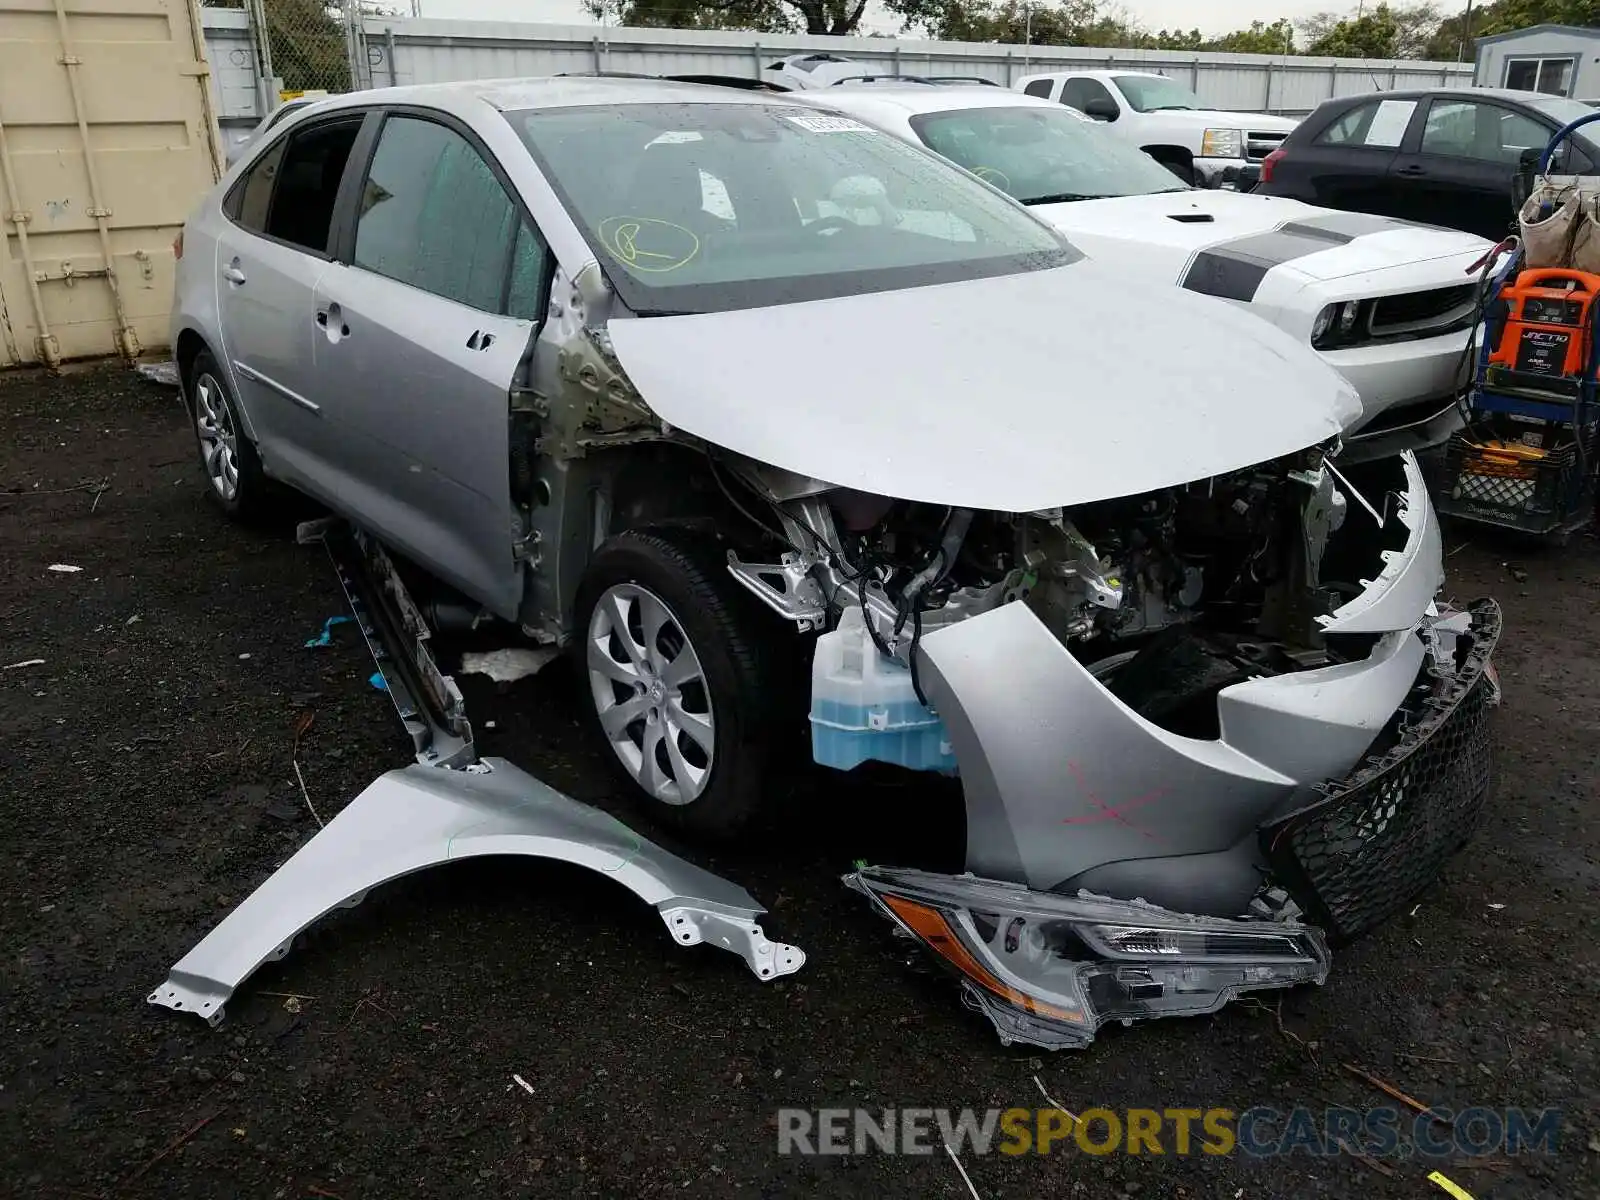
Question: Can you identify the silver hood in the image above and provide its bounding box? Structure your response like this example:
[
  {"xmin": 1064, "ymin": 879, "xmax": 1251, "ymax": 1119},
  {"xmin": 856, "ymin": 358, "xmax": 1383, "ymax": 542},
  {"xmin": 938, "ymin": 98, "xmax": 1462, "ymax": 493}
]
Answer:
[{"xmin": 606, "ymin": 260, "xmax": 1361, "ymax": 512}]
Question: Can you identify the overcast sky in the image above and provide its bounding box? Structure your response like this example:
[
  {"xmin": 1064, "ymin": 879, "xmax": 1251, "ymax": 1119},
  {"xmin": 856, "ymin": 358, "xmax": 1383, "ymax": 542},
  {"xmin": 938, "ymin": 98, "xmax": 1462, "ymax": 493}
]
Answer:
[{"xmin": 412, "ymin": 0, "xmax": 1363, "ymax": 39}]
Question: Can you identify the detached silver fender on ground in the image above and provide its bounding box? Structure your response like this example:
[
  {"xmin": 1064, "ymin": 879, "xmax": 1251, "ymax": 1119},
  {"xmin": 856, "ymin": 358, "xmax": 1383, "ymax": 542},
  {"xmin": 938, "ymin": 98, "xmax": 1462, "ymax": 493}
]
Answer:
[{"xmin": 150, "ymin": 757, "xmax": 804, "ymax": 1027}]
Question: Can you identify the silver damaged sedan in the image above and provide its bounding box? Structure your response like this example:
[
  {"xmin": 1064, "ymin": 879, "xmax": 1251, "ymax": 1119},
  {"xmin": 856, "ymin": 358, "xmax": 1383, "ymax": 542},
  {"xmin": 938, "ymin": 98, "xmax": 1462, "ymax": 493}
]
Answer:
[{"xmin": 171, "ymin": 77, "xmax": 1501, "ymax": 1049}]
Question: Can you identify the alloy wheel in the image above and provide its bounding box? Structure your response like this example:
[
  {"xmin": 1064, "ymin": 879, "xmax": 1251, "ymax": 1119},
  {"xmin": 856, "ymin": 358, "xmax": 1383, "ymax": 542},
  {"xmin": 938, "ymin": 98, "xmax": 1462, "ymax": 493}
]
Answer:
[
  {"xmin": 586, "ymin": 582, "xmax": 716, "ymax": 805},
  {"xmin": 193, "ymin": 372, "xmax": 239, "ymax": 501}
]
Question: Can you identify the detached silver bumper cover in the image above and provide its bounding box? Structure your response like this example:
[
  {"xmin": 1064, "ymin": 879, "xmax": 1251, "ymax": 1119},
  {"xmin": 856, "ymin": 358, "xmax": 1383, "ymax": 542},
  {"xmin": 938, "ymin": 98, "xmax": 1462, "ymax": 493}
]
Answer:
[
  {"xmin": 151, "ymin": 758, "xmax": 803, "ymax": 1026},
  {"xmin": 853, "ymin": 600, "xmax": 1501, "ymax": 1050},
  {"xmin": 912, "ymin": 456, "xmax": 1460, "ymax": 914}
]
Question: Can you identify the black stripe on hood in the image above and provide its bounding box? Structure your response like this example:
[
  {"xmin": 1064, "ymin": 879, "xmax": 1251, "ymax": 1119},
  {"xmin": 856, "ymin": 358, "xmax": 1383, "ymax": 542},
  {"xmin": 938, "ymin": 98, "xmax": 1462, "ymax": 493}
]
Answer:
[
  {"xmin": 1281, "ymin": 210, "xmax": 1433, "ymax": 239},
  {"xmin": 1179, "ymin": 211, "xmax": 1423, "ymax": 302}
]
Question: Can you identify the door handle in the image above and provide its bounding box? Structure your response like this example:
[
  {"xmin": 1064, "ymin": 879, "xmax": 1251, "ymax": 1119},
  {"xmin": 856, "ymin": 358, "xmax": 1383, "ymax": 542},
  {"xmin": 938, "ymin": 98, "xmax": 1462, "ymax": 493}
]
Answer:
[
  {"xmin": 222, "ymin": 264, "xmax": 247, "ymax": 285},
  {"xmin": 1397, "ymin": 164, "xmax": 1427, "ymax": 177},
  {"xmin": 316, "ymin": 305, "xmax": 350, "ymax": 339},
  {"xmin": 466, "ymin": 330, "xmax": 496, "ymax": 351}
]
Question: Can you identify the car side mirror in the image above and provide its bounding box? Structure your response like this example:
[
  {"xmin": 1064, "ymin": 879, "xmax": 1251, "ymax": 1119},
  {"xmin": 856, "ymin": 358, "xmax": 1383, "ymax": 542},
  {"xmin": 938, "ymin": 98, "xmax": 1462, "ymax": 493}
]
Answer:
[{"xmin": 1082, "ymin": 97, "xmax": 1118, "ymax": 122}]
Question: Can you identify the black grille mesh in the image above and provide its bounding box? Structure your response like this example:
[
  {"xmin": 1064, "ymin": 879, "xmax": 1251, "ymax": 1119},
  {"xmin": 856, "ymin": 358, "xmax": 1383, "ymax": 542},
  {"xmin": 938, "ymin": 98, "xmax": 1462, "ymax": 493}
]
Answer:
[
  {"xmin": 1261, "ymin": 601, "xmax": 1501, "ymax": 945},
  {"xmin": 1371, "ymin": 284, "xmax": 1477, "ymax": 331}
]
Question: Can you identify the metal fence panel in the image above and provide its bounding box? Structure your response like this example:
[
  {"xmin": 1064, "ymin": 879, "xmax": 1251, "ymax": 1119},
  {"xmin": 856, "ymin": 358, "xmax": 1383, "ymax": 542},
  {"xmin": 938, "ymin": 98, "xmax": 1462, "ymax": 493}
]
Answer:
[{"xmin": 201, "ymin": 12, "xmax": 1476, "ymax": 126}]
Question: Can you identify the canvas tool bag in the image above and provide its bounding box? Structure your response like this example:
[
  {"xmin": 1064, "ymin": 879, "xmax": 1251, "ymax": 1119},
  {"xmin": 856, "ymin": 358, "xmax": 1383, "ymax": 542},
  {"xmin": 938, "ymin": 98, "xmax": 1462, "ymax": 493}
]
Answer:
[{"xmin": 1519, "ymin": 178, "xmax": 1600, "ymax": 272}]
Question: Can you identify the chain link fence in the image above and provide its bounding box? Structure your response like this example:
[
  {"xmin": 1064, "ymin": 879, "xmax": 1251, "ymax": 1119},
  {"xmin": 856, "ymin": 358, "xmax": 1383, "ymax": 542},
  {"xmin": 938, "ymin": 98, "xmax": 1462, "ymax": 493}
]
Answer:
[{"xmin": 209, "ymin": 0, "xmax": 366, "ymax": 108}]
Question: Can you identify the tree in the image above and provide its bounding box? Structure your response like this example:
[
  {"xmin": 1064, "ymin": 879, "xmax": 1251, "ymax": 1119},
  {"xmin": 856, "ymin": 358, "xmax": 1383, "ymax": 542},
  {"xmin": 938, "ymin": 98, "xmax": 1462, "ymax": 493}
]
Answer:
[
  {"xmin": 589, "ymin": 0, "xmax": 1597, "ymax": 54},
  {"xmin": 1301, "ymin": 2, "xmax": 1438, "ymax": 59},
  {"xmin": 1207, "ymin": 18, "xmax": 1297, "ymax": 53},
  {"xmin": 1484, "ymin": 0, "xmax": 1600, "ymax": 27},
  {"xmin": 1150, "ymin": 28, "xmax": 1205, "ymax": 50},
  {"xmin": 1419, "ymin": 3, "xmax": 1475, "ymax": 59},
  {"xmin": 1388, "ymin": 2, "xmax": 1443, "ymax": 57},
  {"xmin": 1389, "ymin": 0, "xmax": 1600, "ymax": 61},
  {"xmin": 586, "ymin": 0, "xmax": 865, "ymax": 34},
  {"xmin": 585, "ymin": 0, "xmax": 797, "ymax": 32},
  {"xmin": 881, "ymin": 0, "xmax": 1163, "ymax": 45},
  {"xmin": 1294, "ymin": 9, "xmax": 1343, "ymax": 47},
  {"xmin": 1304, "ymin": 3, "xmax": 1401, "ymax": 57},
  {"xmin": 884, "ymin": 0, "xmax": 1077, "ymax": 43}
]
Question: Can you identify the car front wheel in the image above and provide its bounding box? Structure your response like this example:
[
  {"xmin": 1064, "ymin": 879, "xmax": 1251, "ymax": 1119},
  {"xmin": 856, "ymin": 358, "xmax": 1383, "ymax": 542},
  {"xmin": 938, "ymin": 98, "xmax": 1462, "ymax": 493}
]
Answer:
[{"xmin": 574, "ymin": 529, "xmax": 778, "ymax": 838}]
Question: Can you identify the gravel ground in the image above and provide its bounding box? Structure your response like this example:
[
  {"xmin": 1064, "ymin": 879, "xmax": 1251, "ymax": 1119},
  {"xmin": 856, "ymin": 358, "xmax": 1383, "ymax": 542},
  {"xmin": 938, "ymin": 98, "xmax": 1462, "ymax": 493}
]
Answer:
[{"xmin": 1, "ymin": 365, "xmax": 1597, "ymax": 1200}]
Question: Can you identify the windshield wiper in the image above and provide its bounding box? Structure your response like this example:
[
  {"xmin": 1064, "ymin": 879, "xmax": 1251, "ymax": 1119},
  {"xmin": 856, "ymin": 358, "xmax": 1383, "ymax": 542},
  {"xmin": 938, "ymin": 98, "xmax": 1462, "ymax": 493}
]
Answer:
[
  {"xmin": 1144, "ymin": 105, "xmax": 1198, "ymax": 112},
  {"xmin": 1021, "ymin": 192, "xmax": 1113, "ymax": 205}
]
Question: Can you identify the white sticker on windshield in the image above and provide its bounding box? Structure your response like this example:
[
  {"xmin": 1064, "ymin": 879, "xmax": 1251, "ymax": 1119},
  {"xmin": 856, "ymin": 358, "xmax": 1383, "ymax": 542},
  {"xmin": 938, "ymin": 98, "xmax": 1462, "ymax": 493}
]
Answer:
[
  {"xmin": 1363, "ymin": 99, "xmax": 1417, "ymax": 148},
  {"xmin": 648, "ymin": 130, "xmax": 704, "ymax": 145},
  {"xmin": 781, "ymin": 113, "xmax": 873, "ymax": 134}
]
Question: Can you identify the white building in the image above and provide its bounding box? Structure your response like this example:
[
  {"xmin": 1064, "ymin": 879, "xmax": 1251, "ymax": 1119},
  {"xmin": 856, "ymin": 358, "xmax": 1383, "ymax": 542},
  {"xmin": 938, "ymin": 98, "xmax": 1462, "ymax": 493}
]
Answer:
[{"xmin": 1474, "ymin": 23, "xmax": 1600, "ymax": 102}]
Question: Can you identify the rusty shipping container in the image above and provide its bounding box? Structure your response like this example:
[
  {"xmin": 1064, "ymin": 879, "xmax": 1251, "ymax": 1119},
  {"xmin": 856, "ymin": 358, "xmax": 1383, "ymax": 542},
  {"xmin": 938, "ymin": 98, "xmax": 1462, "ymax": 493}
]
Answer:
[{"xmin": 0, "ymin": 0, "xmax": 223, "ymax": 367}]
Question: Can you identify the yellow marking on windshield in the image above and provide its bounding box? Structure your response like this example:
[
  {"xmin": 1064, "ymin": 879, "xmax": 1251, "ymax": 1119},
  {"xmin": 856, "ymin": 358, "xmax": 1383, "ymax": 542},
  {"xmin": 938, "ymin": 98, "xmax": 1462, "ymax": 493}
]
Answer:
[
  {"xmin": 598, "ymin": 215, "xmax": 701, "ymax": 273},
  {"xmin": 970, "ymin": 165, "xmax": 1013, "ymax": 192}
]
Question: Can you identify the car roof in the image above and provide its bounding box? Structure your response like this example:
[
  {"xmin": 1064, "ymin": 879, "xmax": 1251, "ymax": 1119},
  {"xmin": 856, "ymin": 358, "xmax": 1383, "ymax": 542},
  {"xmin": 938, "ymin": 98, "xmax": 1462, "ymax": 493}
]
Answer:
[
  {"xmin": 1317, "ymin": 86, "xmax": 1567, "ymax": 106},
  {"xmin": 812, "ymin": 83, "xmax": 1061, "ymax": 116},
  {"xmin": 1017, "ymin": 68, "xmax": 1157, "ymax": 81},
  {"xmin": 305, "ymin": 74, "xmax": 801, "ymax": 117}
]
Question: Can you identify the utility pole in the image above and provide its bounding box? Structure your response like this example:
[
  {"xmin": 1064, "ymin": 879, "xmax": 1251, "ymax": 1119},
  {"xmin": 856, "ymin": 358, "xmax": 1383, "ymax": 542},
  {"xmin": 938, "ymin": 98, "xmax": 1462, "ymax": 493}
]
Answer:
[{"xmin": 1457, "ymin": 0, "xmax": 1474, "ymax": 64}]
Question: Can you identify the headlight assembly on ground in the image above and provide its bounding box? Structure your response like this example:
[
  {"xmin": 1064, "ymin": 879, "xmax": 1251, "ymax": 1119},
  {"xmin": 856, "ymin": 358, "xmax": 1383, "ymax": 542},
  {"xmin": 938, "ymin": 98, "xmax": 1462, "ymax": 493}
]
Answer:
[{"xmin": 843, "ymin": 866, "xmax": 1331, "ymax": 1050}]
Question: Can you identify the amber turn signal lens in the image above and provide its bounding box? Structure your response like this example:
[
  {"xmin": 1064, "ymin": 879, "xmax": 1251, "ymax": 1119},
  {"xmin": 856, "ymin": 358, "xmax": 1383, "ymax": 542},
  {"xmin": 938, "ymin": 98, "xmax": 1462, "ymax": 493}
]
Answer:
[{"xmin": 881, "ymin": 894, "xmax": 1084, "ymax": 1024}]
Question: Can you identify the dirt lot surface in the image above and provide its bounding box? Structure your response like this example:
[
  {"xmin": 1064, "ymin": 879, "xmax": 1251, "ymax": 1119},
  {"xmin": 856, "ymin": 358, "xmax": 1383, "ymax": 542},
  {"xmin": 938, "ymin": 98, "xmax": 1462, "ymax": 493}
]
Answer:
[{"xmin": 2, "ymin": 365, "xmax": 1597, "ymax": 1200}]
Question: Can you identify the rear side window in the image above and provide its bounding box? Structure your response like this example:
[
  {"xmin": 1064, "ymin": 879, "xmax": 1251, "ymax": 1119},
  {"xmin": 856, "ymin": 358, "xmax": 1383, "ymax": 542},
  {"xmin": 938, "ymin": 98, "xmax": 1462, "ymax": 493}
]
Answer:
[
  {"xmin": 225, "ymin": 117, "xmax": 362, "ymax": 255},
  {"xmin": 229, "ymin": 138, "xmax": 285, "ymax": 232},
  {"xmin": 353, "ymin": 114, "xmax": 546, "ymax": 317},
  {"xmin": 1022, "ymin": 78, "xmax": 1054, "ymax": 99},
  {"xmin": 1315, "ymin": 98, "xmax": 1417, "ymax": 149}
]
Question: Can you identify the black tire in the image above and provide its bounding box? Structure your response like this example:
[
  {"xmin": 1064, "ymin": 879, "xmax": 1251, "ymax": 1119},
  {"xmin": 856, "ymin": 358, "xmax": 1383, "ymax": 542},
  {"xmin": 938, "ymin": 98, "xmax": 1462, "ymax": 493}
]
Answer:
[
  {"xmin": 186, "ymin": 349, "xmax": 273, "ymax": 523},
  {"xmin": 573, "ymin": 528, "xmax": 782, "ymax": 839}
]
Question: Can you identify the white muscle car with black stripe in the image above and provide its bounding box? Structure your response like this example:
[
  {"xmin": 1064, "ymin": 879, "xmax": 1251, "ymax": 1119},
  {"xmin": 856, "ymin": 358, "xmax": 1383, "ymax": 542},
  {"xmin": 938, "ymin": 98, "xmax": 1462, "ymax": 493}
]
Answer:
[{"xmin": 798, "ymin": 85, "xmax": 1497, "ymax": 460}]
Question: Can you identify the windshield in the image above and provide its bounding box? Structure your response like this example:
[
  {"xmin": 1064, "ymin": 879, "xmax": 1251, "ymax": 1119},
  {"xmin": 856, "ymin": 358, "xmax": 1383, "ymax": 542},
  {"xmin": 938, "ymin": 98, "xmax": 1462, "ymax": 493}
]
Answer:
[
  {"xmin": 1113, "ymin": 75, "xmax": 1204, "ymax": 113},
  {"xmin": 510, "ymin": 102, "xmax": 1077, "ymax": 315},
  {"xmin": 1524, "ymin": 94, "xmax": 1600, "ymax": 128},
  {"xmin": 911, "ymin": 105, "xmax": 1189, "ymax": 203}
]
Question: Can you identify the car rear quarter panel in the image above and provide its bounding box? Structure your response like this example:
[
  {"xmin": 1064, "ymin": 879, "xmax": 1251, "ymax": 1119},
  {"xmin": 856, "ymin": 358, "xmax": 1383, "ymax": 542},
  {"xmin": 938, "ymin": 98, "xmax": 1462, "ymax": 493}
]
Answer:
[{"xmin": 169, "ymin": 197, "xmax": 231, "ymax": 412}]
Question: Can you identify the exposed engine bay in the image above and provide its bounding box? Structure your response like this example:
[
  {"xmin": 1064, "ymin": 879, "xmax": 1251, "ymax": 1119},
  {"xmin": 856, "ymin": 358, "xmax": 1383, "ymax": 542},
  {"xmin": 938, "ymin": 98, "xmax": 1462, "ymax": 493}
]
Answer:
[
  {"xmin": 726, "ymin": 441, "xmax": 1408, "ymax": 741},
  {"xmin": 715, "ymin": 445, "xmax": 1499, "ymax": 1052}
]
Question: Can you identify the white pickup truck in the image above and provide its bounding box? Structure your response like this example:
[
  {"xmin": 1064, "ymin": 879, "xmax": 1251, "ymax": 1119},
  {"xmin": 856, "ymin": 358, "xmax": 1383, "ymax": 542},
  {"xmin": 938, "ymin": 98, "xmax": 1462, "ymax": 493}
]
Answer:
[{"xmin": 1014, "ymin": 69, "xmax": 1298, "ymax": 188}]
